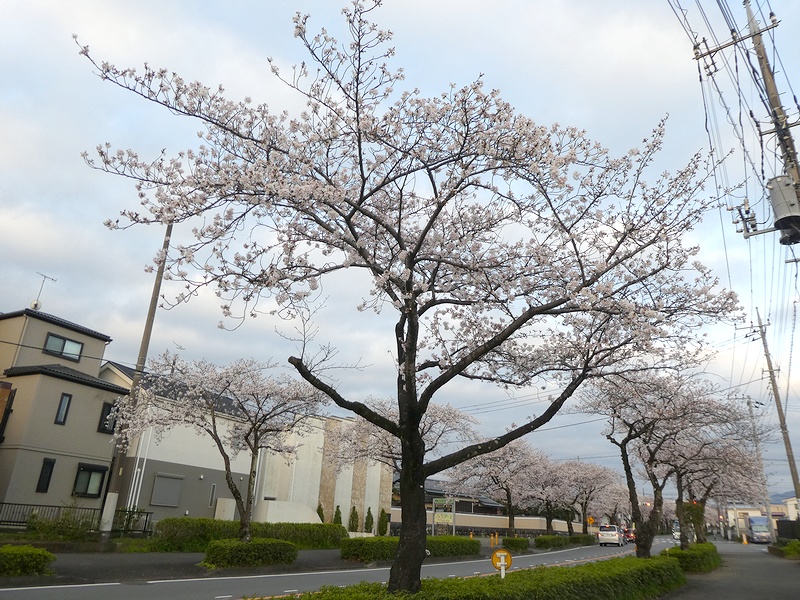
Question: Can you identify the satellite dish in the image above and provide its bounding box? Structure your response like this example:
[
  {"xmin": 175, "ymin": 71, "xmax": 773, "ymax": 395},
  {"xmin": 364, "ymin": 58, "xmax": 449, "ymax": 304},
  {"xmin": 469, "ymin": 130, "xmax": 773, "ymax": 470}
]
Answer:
[{"xmin": 30, "ymin": 300, "xmax": 42, "ymax": 311}]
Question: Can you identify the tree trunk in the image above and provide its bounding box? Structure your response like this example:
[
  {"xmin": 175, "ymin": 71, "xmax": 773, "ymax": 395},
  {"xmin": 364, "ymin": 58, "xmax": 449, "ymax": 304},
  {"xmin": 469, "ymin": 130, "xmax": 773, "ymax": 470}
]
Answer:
[
  {"xmin": 675, "ymin": 471, "xmax": 689, "ymax": 550},
  {"xmin": 505, "ymin": 488, "xmax": 516, "ymax": 537},
  {"xmin": 388, "ymin": 408, "xmax": 427, "ymax": 592}
]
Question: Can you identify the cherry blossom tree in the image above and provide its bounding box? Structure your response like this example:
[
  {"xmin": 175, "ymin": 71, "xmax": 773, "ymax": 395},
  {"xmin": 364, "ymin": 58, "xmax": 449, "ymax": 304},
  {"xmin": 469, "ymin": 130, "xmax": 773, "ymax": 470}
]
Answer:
[
  {"xmin": 81, "ymin": 1, "xmax": 739, "ymax": 591},
  {"xmin": 579, "ymin": 371, "xmax": 748, "ymax": 556},
  {"xmin": 561, "ymin": 461, "xmax": 624, "ymax": 534},
  {"xmin": 114, "ymin": 352, "xmax": 325, "ymax": 542},
  {"xmin": 451, "ymin": 439, "xmax": 544, "ymax": 537}
]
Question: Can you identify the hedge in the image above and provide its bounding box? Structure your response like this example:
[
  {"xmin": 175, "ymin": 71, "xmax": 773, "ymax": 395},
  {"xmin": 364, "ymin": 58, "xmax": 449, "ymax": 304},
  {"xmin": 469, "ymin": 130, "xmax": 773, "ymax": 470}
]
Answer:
[
  {"xmin": 660, "ymin": 542, "xmax": 721, "ymax": 573},
  {"xmin": 533, "ymin": 534, "xmax": 596, "ymax": 549},
  {"xmin": 151, "ymin": 518, "xmax": 347, "ymax": 552},
  {"xmin": 291, "ymin": 555, "xmax": 686, "ymax": 599},
  {"xmin": 0, "ymin": 545, "xmax": 56, "ymax": 577},
  {"xmin": 203, "ymin": 537, "xmax": 297, "ymax": 569},
  {"xmin": 502, "ymin": 537, "xmax": 530, "ymax": 552},
  {"xmin": 340, "ymin": 535, "xmax": 481, "ymax": 562}
]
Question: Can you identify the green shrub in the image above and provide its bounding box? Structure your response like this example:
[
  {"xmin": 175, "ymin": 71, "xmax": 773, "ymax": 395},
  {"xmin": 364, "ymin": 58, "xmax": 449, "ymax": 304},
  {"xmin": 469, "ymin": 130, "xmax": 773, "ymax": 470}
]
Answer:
[
  {"xmin": 569, "ymin": 534, "xmax": 597, "ymax": 546},
  {"xmin": 317, "ymin": 503, "xmax": 325, "ymax": 523},
  {"xmin": 377, "ymin": 508, "xmax": 389, "ymax": 536},
  {"xmin": 26, "ymin": 509, "xmax": 98, "ymax": 542},
  {"xmin": 0, "ymin": 545, "xmax": 56, "ymax": 576},
  {"xmin": 660, "ymin": 542, "xmax": 721, "ymax": 573},
  {"xmin": 341, "ymin": 536, "xmax": 397, "ymax": 561},
  {"xmin": 502, "ymin": 536, "xmax": 529, "ymax": 552},
  {"xmin": 534, "ymin": 534, "xmax": 572, "ymax": 549},
  {"xmin": 779, "ymin": 539, "xmax": 800, "ymax": 558},
  {"xmin": 364, "ymin": 507, "xmax": 374, "ymax": 533},
  {"xmin": 426, "ymin": 535, "xmax": 481, "ymax": 557},
  {"xmin": 151, "ymin": 518, "xmax": 347, "ymax": 552},
  {"xmin": 333, "ymin": 505, "xmax": 342, "ymax": 526},
  {"xmin": 291, "ymin": 555, "xmax": 685, "ymax": 599},
  {"xmin": 340, "ymin": 536, "xmax": 480, "ymax": 562},
  {"xmin": 348, "ymin": 506, "xmax": 360, "ymax": 532},
  {"xmin": 203, "ymin": 538, "xmax": 297, "ymax": 569}
]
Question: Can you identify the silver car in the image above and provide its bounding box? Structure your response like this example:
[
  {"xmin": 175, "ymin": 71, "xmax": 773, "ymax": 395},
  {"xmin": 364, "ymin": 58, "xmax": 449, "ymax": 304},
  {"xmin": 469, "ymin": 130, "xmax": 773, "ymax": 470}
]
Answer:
[{"xmin": 597, "ymin": 524, "xmax": 625, "ymax": 547}]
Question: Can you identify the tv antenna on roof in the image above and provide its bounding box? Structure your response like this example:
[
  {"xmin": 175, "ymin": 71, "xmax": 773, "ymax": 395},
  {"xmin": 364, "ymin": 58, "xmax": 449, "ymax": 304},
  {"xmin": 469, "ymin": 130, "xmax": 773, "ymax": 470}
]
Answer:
[{"xmin": 31, "ymin": 272, "xmax": 57, "ymax": 310}]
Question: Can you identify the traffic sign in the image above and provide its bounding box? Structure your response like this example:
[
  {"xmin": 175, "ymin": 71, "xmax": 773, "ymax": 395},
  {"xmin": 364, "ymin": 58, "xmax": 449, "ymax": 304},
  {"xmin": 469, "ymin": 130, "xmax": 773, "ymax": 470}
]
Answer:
[
  {"xmin": 491, "ymin": 548, "xmax": 512, "ymax": 570},
  {"xmin": 587, "ymin": 516, "xmax": 595, "ymax": 525}
]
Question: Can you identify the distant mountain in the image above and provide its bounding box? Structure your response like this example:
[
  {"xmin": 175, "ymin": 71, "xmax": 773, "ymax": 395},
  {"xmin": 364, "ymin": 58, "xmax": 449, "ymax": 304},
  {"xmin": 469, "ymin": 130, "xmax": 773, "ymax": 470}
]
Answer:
[{"xmin": 770, "ymin": 491, "xmax": 796, "ymax": 503}]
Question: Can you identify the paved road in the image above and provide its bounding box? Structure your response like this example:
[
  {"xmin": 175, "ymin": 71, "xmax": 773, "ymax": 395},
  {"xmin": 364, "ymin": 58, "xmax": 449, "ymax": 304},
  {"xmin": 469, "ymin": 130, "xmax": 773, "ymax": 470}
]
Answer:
[{"xmin": 0, "ymin": 537, "xmax": 796, "ymax": 599}]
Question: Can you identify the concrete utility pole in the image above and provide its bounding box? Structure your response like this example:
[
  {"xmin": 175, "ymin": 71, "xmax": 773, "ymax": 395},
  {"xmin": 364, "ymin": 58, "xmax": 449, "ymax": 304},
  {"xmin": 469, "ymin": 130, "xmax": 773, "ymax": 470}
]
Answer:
[
  {"xmin": 755, "ymin": 309, "xmax": 800, "ymax": 502},
  {"xmin": 100, "ymin": 221, "xmax": 173, "ymax": 537},
  {"xmin": 746, "ymin": 396, "xmax": 776, "ymax": 543}
]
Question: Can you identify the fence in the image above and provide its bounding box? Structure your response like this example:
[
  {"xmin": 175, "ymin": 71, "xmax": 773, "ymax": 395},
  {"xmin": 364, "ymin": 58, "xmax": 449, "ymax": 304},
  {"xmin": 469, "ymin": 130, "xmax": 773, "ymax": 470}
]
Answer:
[{"xmin": 0, "ymin": 502, "xmax": 152, "ymax": 535}]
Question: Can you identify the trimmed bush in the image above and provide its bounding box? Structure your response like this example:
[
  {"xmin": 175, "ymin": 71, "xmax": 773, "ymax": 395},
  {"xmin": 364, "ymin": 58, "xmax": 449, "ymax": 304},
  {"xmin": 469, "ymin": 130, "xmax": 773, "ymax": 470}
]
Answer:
[
  {"xmin": 203, "ymin": 538, "xmax": 297, "ymax": 569},
  {"xmin": 660, "ymin": 542, "xmax": 721, "ymax": 573},
  {"xmin": 340, "ymin": 535, "xmax": 480, "ymax": 562},
  {"xmin": 151, "ymin": 518, "xmax": 347, "ymax": 552},
  {"xmin": 502, "ymin": 537, "xmax": 529, "ymax": 552},
  {"xmin": 333, "ymin": 505, "xmax": 342, "ymax": 526},
  {"xmin": 341, "ymin": 536, "xmax": 397, "ymax": 561},
  {"xmin": 426, "ymin": 535, "xmax": 481, "ymax": 557},
  {"xmin": 0, "ymin": 545, "xmax": 56, "ymax": 576},
  {"xmin": 570, "ymin": 534, "xmax": 596, "ymax": 546},
  {"xmin": 534, "ymin": 534, "xmax": 572, "ymax": 549},
  {"xmin": 292, "ymin": 555, "xmax": 685, "ymax": 599}
]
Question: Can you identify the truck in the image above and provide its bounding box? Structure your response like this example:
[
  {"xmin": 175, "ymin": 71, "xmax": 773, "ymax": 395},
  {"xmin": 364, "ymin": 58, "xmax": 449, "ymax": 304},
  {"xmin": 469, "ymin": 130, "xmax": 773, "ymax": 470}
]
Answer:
[{"xmin": 745, "ymin": 516, "xmax": 771, "ymax": 544}]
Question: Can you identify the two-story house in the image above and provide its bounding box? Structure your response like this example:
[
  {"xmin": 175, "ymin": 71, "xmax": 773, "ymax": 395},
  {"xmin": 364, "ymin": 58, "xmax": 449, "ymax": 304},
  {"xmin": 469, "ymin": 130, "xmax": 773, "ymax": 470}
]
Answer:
[{"xmin": 0, "ymin": 308, "xmax": 129, "ymax": 509}]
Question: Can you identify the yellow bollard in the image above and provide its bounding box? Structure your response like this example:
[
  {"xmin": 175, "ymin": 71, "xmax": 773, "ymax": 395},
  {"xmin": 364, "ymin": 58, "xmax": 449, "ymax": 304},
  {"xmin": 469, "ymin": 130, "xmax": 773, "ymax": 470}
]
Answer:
[{"xmin": 469, "ymin": 531, "xmax": 473, "ymax": 540}]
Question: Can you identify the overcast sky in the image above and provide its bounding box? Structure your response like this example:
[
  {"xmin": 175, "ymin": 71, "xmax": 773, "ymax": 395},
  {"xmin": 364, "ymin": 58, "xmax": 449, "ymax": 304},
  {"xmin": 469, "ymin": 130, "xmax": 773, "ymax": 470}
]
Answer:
[{"xmin": 3, "ymin": 0, "xmax": 800, "ymax": 496}]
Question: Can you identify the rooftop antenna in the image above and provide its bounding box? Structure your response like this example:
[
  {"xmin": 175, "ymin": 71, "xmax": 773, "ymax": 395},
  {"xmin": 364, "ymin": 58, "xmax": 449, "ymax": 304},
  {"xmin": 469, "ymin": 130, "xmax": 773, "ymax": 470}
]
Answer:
[{"xmin": 31, "ymin": 272, "xmax": 57, "ymax": 310}]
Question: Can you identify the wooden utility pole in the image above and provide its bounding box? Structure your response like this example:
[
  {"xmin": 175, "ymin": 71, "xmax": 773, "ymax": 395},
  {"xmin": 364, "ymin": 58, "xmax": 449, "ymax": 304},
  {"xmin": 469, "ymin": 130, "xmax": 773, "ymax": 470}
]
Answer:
[{"xmin": 755, "ymin": 309, "xmax": 800, "ymax": 502}]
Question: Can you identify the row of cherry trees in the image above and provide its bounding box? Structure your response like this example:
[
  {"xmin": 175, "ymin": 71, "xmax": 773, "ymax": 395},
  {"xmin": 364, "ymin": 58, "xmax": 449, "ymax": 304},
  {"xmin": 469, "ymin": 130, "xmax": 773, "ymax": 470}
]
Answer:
[{"xmin": 86, "ymin": 0, "xmax": 742, "ymax": 592}]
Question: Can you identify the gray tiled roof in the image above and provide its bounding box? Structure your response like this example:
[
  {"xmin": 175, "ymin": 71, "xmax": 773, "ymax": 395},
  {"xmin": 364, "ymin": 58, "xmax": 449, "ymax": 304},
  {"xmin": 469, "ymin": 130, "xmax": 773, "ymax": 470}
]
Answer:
[
  {"xmin": 0, "ymin": 309, "xmax": 112, "ymax": 342},
  {"xmin": 4, "ymin": 364, "xmax": 129, "ymax": 395}
]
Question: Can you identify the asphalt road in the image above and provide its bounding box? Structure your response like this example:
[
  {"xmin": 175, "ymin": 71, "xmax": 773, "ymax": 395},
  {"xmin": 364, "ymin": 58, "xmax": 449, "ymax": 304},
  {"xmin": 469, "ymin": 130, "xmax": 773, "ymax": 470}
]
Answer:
[{"xmin": 0, "ymin": 537, "xmax": 796, "ymax": 600}]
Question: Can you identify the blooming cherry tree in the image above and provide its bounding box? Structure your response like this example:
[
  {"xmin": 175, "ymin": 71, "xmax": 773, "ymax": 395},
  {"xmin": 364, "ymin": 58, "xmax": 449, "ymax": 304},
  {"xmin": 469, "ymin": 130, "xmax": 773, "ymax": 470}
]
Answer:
[
  {"xmin": 82, "ymin": 1, "xmax": 739, "ymax": 591},
  {"xmin": 114, "ymin": 352, "xmax": 325, "ymax": 541}
]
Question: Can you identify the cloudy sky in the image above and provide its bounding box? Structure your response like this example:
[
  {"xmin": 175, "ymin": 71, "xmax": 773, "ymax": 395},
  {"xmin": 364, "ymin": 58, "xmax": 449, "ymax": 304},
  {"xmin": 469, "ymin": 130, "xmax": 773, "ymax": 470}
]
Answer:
[{"xmin": 3, "ymin": 0, "xmax": 800, "ymax": 496}]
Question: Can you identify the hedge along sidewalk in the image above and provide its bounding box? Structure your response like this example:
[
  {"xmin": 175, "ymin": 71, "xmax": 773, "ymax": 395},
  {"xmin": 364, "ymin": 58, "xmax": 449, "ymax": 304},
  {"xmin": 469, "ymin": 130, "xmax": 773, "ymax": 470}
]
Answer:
[
  {"xmin": 340, "ymin": 536, "xmax": 481, "ymax": 562},
  {"xmin": 287, "ymin": 555, "xmax": 686, "ymax": 600}
]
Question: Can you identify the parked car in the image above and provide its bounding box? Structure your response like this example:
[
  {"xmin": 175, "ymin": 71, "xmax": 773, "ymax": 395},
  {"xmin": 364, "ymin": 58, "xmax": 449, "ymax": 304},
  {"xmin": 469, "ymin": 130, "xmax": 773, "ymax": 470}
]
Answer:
[
  {"xmin": 597, "ymin": 524, "xmax": 625, "ymax": 547},
  {"xmin": 622, "ymin": 528, "xmax": 635, "ymax": 543}
]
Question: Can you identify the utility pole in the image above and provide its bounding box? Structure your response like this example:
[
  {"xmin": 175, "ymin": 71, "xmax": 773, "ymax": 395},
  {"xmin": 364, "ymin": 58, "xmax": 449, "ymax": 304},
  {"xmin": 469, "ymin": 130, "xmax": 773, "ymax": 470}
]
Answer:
[
  {"xmin": 755, "ymin": 309, "xmax": 800, "ymax": 502},
  {"xmin": 745, "ymin": 396, "xmax": 775, "ymax": 543},
  {"xmin": 744, "ymin": 0, "xmax": 800, "ymax": 244},
  {"xmin": 100, "ymin": 221, "xmax": 173, "ymax": 537}
]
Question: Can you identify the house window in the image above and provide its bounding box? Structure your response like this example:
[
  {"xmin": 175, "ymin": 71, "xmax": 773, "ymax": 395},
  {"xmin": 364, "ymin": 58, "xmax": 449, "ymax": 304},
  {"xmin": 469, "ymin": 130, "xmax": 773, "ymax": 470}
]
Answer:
[
  {"xmin": 73, "ymin": 463, "xmax": 108, "ymax": 498},
  {"xmin": 36, "ymin": 458, "xmax": 56, "ymax": 493},
  {"xmin": 97, "ymin": 402, "xmax": 115, "ymax": 434},
  {"xmin": 209, "ymin": 483, "xmax": 217, "ymax": 509},
  {"xmin": 150, "ymin": 473, "xmax": 184, "ymax": 507},
  {"xmin": 55, "ymin": 393, "xmax": 72, "ymax": 425},
  {"xmin": 43, "ymin": 333, "xmax": 83, "ymax": 362}
]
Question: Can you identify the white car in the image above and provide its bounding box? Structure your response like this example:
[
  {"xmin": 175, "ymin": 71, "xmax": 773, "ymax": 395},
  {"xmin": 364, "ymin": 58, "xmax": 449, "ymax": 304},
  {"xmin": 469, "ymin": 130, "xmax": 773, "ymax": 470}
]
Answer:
[{"xmin": 597, "ymin": 524, "xmax": 625, "ymax": 547}]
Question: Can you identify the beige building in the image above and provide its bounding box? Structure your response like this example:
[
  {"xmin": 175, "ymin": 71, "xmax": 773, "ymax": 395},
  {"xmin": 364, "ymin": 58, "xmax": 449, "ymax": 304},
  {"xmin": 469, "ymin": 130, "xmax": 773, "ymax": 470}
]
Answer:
[{"xmin": 0, "ymin": 308, "xmax": 128, "ymax": 509}]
